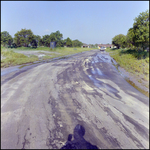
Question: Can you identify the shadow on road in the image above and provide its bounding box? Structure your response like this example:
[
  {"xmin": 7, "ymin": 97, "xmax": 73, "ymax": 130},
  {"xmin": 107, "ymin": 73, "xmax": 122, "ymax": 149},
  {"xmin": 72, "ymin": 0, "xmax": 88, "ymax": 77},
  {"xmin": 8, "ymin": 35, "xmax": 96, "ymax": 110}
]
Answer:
[{"xmin": 61, "ymin": 124, "xmax": 98, "ymax": 149}]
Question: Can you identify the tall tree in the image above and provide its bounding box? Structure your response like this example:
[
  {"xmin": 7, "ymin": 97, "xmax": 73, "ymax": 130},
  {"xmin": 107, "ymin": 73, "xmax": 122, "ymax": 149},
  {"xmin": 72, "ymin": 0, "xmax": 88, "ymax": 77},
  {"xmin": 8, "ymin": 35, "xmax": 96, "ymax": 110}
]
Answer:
[
  {"xmin": 54, "ymin": 30, "xmax": 63, "ymax": 42},
  {"xmin": 49, "ymin": 33, "xmax": 57, "ymax": 42},
  {"xmin": 42, "ymin": 35, "xmax": 50, "ymax": 47},
  {"xmin": 65, "ymin": 37, "xmax": 72, "ymax": 47},
  {"xmin": 72, "ymin": 39, "xmax": 82, "ymax": 47},
  {"xmin": 126, "ymin": 28, "xmax": 135, "ymax": 48},
  {"xmin": 112, "ymin": 34, "xmax": 126, "ymax": 49},
  {"xmin": 14, "ymin": 29, "xmax": 35, "ymax": 47},
  {"xmin": 39, "ymin": 39, "xmax": 44, "ymax": 46},
  {"xmin": 34, "ymin": 35, "xmax": 41, "ymax": 46},
  {"xmin": 56, "ymin": 40, "xmax": 64, "ymax": 47},
  {"xmin": 50, "ymin": 30, "xmax": 63, "ymax": 47},
  {"xmin": 1, "ymin": 31, "xmax": 13, "ymax": 46},
  {"xmin": 132, "ymin": 10, "xmax": 149, "ymax": 51}
]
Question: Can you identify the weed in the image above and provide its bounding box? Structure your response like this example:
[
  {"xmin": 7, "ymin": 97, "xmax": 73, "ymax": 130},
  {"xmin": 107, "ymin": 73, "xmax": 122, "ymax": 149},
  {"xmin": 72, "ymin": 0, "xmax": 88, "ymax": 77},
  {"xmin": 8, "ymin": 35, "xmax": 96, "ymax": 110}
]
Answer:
[{"xmin": 1, "ymin": 49, "xmax": 39, "ymax": 67}]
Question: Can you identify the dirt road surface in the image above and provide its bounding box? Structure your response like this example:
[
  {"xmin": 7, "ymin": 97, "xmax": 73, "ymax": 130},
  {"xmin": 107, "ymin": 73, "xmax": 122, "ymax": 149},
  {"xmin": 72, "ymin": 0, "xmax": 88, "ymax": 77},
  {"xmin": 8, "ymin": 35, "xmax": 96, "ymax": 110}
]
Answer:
[{"xmin": 1, "ymin": 50, "xmax": 149, "ymax": 149}]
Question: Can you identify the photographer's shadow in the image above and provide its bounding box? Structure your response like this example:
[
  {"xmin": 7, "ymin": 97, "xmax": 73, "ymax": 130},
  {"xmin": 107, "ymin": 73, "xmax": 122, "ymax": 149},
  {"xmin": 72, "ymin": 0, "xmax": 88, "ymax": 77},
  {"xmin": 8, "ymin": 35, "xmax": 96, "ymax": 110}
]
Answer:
[{"xmin": 61, "ymin": 124, "xmax": 98, "ymax": 149}]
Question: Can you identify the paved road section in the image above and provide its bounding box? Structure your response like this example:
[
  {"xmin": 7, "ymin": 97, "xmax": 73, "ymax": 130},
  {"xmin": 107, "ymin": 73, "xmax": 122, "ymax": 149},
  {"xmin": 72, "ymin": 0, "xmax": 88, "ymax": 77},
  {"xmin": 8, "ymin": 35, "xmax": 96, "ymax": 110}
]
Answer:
[{"xmin": 1, "ymin": 50, "xmax": 149, "ymax": 149}]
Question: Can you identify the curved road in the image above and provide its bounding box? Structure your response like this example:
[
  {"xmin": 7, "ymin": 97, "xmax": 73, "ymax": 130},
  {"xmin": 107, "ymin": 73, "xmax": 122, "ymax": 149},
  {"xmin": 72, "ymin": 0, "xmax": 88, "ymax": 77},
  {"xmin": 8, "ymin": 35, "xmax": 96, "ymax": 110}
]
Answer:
[{"xmin": 1, "ymin": 50, "xmax": 149, "ymax": 149}]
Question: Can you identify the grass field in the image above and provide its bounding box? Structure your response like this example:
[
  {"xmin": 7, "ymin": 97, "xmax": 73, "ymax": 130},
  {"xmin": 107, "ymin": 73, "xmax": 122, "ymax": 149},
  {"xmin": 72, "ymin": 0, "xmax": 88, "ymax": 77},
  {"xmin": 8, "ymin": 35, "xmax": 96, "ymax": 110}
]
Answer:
[
  {"xmin": 105, "ymin": 48, "xmax": 149, "ymax": 85},
  {"xmin": 1, "ymin": 46, "xmax": 96, "ymax": 68}
]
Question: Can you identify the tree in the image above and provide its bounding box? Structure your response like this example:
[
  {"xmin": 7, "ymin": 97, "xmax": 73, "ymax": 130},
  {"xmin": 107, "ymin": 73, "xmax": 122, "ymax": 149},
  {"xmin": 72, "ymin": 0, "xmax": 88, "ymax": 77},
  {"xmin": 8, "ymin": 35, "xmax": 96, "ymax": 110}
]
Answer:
[
  {"xmin": 90, "ymin": 44, "xmax": 94, "ymax": 48},
  {"xmin": 132, "ymin": 10, "xmax": 149, "ymax": 51},
  {"xmin": 65, "ymin": 37, "xmax": 72, "ymax": 47},
  {"xmin": 14, "ymin": 29, "xmax": 35, "ymax": 47},
  {"xmin": 49, "ymin": 33, "xmax": 57, "ymax": 42},
  {"xmin": 42, "ymin": 35, "xmax": 50, "ymax": 47},
  {"xmin": 50, "ymin": 30, "xmax": 63, "ymax": 47},
  {"xmin": 11, "ymin": 43, "xmax": 17, "ymax": 48},
  {"xmin": 72, "ymin": 39, "xmax": 82, "ymax": 47},
  {"xmin": 39, "ymin": 39, "xmax": 44, "ymax": 46},
  {"xmin": 126, "ymin": 28, "xmax": 135, "ymax": 48},
  {"xmin": 56, "ymin": 40, "xmax": 64, "ymax": 47},
  {"xmin": 95, "ymin": 44, "xmax": 98, "ymax": 48},
  {"xmin": 1, "ymin": 31, "xmax": 13, "ymax": 46},
  {"xmin": 112, "ymin": 34, "xmax": 126, "ymax": 49},
  {"xmin": 34, "ymin": 35, "xmax": 41, "ymax": 46},
  {"xmin": 54, "ymin": 30, "xmax": 63, "ymax": 42}
]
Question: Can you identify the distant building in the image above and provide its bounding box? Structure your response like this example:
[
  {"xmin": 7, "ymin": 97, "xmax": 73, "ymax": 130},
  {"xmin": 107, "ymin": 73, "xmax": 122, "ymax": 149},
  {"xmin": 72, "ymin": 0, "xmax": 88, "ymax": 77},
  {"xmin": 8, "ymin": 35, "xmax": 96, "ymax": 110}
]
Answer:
[{"xmin": 97, "ymin": 44, "xmax": 114, "ymax": 49}]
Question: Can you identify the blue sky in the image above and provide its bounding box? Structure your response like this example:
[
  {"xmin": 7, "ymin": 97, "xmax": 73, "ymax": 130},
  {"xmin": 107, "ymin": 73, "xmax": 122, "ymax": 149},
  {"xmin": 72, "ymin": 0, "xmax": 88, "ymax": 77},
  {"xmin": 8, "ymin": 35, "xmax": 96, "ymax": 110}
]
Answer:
[{"xmin": 1, "ymin": 1, "xmax": 149, "ymax": 44}]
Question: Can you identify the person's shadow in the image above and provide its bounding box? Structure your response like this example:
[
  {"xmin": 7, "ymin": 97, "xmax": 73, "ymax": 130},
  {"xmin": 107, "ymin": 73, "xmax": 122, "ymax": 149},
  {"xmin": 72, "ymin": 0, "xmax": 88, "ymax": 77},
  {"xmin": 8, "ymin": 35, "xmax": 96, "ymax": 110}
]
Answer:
[{"xmin": 61, "ymin": 124, "xmax": 98, "ymax": 149}]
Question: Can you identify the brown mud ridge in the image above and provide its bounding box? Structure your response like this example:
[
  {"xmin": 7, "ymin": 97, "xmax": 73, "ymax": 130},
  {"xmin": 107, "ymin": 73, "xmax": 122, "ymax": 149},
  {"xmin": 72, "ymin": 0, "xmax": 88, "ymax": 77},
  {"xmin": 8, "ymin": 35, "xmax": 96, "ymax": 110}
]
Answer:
[{"xmin": 1, "ymin": 50, "xmax": 149, "ymax": 149}]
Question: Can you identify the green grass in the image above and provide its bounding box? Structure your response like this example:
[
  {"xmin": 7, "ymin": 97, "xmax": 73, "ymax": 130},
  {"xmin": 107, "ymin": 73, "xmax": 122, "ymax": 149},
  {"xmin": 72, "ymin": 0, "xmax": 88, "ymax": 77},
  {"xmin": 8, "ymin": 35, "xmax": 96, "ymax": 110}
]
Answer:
[
  {"xmin": 1, "ymin": 46, "xmax": 96, "ymax": 68},
  {"xmin": 40, "ymin": 47, "xmax": 96, "ymax": 60},
  {"xmin": 1, "ymin": 49, "xmax": 39, "ymax": 68},
  {"xmin": 106, "ymin": 48, "xmax": 149, "ymax": 82}
]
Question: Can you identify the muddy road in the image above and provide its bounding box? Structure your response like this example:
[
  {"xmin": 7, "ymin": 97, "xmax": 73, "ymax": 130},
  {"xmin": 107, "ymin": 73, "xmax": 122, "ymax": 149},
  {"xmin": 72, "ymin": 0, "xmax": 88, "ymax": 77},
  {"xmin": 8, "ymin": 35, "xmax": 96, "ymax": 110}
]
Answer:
[{"xmin": 1, "ymin": 50, "xmax": 149, "ymax": 149}]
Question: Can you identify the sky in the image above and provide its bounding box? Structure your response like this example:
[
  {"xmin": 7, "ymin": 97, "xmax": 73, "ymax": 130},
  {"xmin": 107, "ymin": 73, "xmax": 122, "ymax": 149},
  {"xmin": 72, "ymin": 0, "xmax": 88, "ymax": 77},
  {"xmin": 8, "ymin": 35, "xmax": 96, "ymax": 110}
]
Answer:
[{"xmin": 1, "ymin": 1, "xmax": 149, "ymax": 45}]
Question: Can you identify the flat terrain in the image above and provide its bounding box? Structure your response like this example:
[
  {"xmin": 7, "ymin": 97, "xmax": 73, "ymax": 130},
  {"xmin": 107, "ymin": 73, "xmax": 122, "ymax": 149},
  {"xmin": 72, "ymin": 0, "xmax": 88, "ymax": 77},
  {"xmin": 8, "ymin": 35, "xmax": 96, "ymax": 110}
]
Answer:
[
  {"xmin": 1, "ymin": 50, "xmax": 149, "ymax": 149},
  {"xmin": 13, "ymin": 50, "xmax": 60, "ymax": 58}
]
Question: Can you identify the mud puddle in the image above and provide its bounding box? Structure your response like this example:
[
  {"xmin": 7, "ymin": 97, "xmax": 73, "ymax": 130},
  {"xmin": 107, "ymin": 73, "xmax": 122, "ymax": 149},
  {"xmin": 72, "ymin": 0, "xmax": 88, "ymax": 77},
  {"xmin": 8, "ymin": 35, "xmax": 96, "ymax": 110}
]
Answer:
[
  {"xmin": 109, "ymin": 54, "xmax": 149, "ymax": 97},
  {"xmin": 90, "ymin": 52, "xmax": 149, "ymax": 97}
]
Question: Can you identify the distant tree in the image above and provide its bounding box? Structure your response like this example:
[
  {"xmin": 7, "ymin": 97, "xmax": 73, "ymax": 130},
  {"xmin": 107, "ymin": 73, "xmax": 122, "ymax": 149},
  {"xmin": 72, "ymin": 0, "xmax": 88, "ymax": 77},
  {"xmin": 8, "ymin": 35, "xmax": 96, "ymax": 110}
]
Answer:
[
  {"xmin": 91, "ymin": 44, "xmax": 94, "ymax": 48},
  {"xmin": 95, "ymin": 44, "xmax": 98, "ymax": 48},
  {"xmin": 112, "ymin": 34, "xmax": 126, "ymax": 49},
  {"xmin": 49, "ymin": 33, "xmax": 57, "ymax": 42},
  {"xmin": 1, "ymin": 31, "xmax": 13, "ymax": 46},
  {"xmin": 39, "ymin": 39, "xmax": 44, "ymax": 46},
  {"xmin": 132, "ymin": 10, "xmax": 149, "ymax": 51},
  {"xmin": 50, "ymin": 30, "xmax": 63, "ymax": 47},
  {"xmin": 14, "ymin": 29, "xmax": 34, "ymax": 47},
  {"xmin": 31, "ymin": 39, "xmax": 37, "ymax": 48},
  {"xmin": 72, "ymin": 39, "xmax": 82, "ymax": 47},
  {"xmin": 34, "ymin": 35, "xmax": 41, "ymax": 46},
  {"xmin": 56, "ymin": 40, "xmax": 65, "ymax": 47},
  {"xmin": 54, "ymin": 30, "xmax": 63, "ymax": 42},
  {"xmin": 11, "ymin": 43, "xmax": 17, "ymax": 48},
  {"xmin": 42, "ymin": 35, "xmax": 50, "ymax": 47},
  {"xmin": 63, "ymin": 39, "xmax": 67, "ymax": 45},
  {"xmin": 66, "ymin": 37, "xmax": 72, "ymax": 47}
]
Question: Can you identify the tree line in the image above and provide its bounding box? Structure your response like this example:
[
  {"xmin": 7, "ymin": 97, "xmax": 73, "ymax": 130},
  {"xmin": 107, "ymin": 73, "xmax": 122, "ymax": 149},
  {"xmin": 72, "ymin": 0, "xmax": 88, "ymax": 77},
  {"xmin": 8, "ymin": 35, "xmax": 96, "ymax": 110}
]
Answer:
[
  {"xmin": 1, "ymin": 30, "xmax": 83, "ymax": 48},
  {"xmin": 112, "ymin": 10, "xmax": 149, "ymax": 51}
]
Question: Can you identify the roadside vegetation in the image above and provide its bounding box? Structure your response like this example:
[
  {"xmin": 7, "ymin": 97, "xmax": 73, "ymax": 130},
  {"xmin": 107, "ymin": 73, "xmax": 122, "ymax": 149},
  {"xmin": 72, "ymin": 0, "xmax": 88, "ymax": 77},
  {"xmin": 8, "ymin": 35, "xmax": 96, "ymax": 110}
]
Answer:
[
  {"xmin": 109, "ymin": 10, "xmax": 149, "ymax": 91},
  {"xmin": 106, "ymin": 47, "xmax": 149, "ymax": 88},
  {"xmin": 112, "ymin": 10, "xmax": 149, "ymax": 51},
  {"xmin": 1, "ymin": 46, "xmax": 39, "ymax": 68},
  {"xmin": 1, "ymin": 27, "xmax": 97, "ymax": 68},
  {"xmin": 1, "ymin": 45, "xmax": 95, "ymax": 68}
]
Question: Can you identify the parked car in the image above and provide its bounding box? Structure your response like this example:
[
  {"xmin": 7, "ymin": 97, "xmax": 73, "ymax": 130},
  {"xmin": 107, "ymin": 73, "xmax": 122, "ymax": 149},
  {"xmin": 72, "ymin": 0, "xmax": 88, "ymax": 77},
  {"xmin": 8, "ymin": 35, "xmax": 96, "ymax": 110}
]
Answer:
[{"xmin": 100, "ymin": 46, "xmax": 106, "ymax": 51}]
